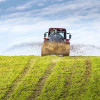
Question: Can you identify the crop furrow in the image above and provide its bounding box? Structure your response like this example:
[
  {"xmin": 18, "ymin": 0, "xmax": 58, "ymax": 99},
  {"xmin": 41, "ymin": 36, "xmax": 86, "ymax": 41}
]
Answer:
[
  {"xmin": 29, "ymin": 61, "xmax": 56, "ymax": 100},
  {"xmin": 2, "ymin": 57, "xmax": 34, "ymax": 100},
  {"xmin": 70, "ymin": 59, "xmax": 92, "ymax": 99},
  {"xmin": 85, "ymin": 59, "xmax": 92, "ymax": 80}
]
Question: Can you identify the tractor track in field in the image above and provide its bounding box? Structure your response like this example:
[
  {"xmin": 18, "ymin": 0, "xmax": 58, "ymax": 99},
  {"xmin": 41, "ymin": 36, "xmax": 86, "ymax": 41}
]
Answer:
[
  {"xmin": 85, "ymin": 59, "xmax": 92, "ymax": 80},
  {"xmin": 2, "ymin": 57, "xmax": 35, "ymax": 100},
  {"xmin": 61, "ymin": 60, "xmax": 78, "ymax": 99},
  {"xmin": 29, "ymin": 61, "xmax": 56, "ymax": 100},
  {"xmin": 78, "ymin": 59, "xmax": 92, "ymax": 95},
  {"xmin": 60, "ymin": 59, "xmax": 92, "ymax": 99},
  {"xmin": 61, "ymin": 74, "xmax": 72, "ymax": 99}
]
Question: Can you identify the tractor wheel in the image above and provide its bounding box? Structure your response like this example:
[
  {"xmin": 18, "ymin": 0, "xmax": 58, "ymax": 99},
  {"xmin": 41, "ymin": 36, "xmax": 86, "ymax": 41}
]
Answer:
[
  {"xmin": 55, "ymin": 42, "xmax": 70, "ymax": 56},
  {"xmin": 62, "ymin": 43, "xmax": 70, "ymax": 56},
  {"xmin": 41, "ymin": 42, "xmax": 50, "ymax": 56}
]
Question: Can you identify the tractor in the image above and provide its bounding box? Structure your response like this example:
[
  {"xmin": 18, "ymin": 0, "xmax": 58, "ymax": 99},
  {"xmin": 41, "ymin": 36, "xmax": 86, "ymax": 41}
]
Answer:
[{"xmin": 41, "ymin": 28, "xmax": 71, "ymax": 56}]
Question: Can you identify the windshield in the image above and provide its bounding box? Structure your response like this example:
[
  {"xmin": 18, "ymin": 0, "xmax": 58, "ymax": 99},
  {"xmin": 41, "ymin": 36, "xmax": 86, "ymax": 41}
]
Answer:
[
  {"xmin": 49, "ymin": 30, "xmax": 65, "ymax": 38},
  {"xmin": 59, "ymin": 32, "xmax": 64, "ymax": 38}
]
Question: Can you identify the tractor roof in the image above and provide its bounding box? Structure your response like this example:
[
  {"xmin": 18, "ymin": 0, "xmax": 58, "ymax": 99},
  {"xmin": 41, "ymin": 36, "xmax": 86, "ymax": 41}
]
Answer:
[{"xmin": 49, "ymin": 28, "xmax": 66, "ymax": 32}]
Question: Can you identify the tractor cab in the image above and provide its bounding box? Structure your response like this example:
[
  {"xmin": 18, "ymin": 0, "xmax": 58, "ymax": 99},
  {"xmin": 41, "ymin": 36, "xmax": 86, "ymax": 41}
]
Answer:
[
  {"xmin": 44, "ymin": 28, "xmax": 71, "ymax": 43},
  {"xmin": 42, "ymin": 28, "xmax": 72, "ymax": 56}
]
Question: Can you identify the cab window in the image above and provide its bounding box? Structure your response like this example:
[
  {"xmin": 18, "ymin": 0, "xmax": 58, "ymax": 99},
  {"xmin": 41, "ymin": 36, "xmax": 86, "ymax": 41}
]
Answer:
[
  {"xmin": 59, "ymin": 31, "xmax": 64, "ymax": 38},
  {"xmin": 44, "ymin": 32, "xmax": 48, "ymax": 38}
]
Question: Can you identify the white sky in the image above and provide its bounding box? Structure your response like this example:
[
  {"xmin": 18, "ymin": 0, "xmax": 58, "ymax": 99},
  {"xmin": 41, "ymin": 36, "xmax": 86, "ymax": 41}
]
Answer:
[{"xmin": 0, "ymin": 0, "xmax": 100, "ymax": 53}]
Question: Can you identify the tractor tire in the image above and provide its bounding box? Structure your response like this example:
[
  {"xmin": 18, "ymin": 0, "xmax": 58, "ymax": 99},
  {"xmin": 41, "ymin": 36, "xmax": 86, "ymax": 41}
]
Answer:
[
  {"xmin": 41, "ymin": 42, "xmax": 70, "ymax": 56},
  {"xmin": 41, "ymin": 42, "xmax": 49, "ymax": 56},
  {"xmin": 62, "ymin": 43, "xmax": 70, "ymax": 56}
]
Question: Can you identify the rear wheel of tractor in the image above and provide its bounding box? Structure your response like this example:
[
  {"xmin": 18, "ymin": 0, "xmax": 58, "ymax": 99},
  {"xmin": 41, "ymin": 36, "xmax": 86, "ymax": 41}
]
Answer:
[
  {"xmin": 41, "ymin": 42, "xmax": 49, "ymax": 56},
  {"xmin": 41, "ymin": 43, "xmax": 46, "ymax": 56},
  {"xmin": 63, "ymin": 43, "xmax": 70, "ymax": 56}
]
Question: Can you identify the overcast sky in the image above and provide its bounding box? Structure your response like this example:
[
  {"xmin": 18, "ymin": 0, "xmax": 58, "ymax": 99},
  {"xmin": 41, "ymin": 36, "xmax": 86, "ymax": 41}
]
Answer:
[{"xmin": 0, "ymin": 0, "xmax": 100, "ymax": 52}]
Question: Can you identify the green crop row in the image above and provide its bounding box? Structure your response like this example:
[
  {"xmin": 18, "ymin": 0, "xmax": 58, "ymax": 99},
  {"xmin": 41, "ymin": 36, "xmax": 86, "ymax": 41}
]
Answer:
[
  {"xmin": 8, "ymin": 56, "xmax": 55, "ymax": 100},
  {"xmin": 0, "ymin": 56, "xmax": 32, "ymax": 99}
]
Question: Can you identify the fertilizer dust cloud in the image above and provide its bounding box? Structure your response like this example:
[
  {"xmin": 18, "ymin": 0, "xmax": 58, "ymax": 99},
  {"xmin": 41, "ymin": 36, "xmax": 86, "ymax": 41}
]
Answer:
[{"xmin": 1, "ymin": 42, "xmax": 100, "ymax": 56}]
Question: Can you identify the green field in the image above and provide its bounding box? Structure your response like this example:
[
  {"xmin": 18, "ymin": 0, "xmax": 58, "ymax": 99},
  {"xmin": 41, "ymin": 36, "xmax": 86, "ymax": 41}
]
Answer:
[{"xmin": 0, "ymin": 56, "xmax": 100, "ymax": 100}]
